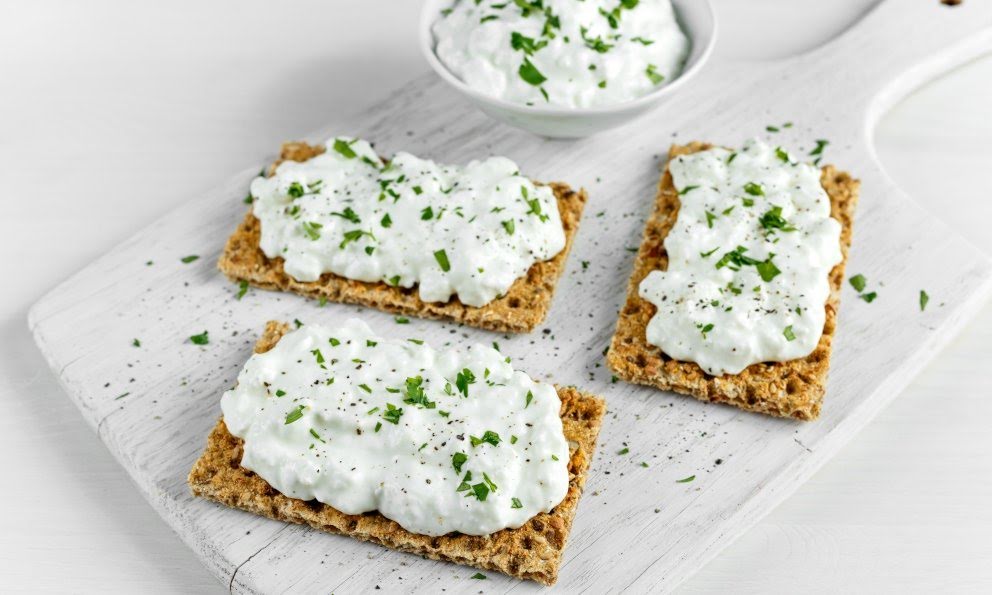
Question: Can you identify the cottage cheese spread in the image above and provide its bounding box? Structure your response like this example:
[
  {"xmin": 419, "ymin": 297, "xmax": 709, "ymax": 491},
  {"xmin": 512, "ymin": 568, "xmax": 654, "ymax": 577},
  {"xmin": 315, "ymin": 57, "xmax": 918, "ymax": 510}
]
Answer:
[
  {"xmin": 433, "ymin": 0, "xmax": 689, "ymax": 108},
  {"xmin": 638, "ymin": 140, "xmax": 843, "ymax": 376},
  {"xmin": 221, "ymin": 319, "xmax": 570, "ymax": 537},
  {"xmin": 249, "ymin": 137, "xmax": 566, "ymax": 307}
]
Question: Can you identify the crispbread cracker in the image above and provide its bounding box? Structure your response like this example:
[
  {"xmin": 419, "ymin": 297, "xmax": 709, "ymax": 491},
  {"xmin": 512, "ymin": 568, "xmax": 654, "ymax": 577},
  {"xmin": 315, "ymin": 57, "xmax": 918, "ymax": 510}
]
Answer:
[
  {"xmin": 188, "ymin": 321, "xmax": 606, "ymax": 585},
  {"xmin": 607, "ymin": 142, "xmax": 859, "ymax": 420},
  {"xmin": 219, "ymin": 142, "xmax": 587, "ymax": 333}
]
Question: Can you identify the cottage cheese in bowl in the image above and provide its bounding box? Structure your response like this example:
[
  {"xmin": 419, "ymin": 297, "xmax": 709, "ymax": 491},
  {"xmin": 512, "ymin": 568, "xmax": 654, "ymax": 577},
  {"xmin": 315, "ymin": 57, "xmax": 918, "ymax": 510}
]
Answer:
[{"xmin": 432, "ymin": 0, "xmax": 690, "ymax": 109}]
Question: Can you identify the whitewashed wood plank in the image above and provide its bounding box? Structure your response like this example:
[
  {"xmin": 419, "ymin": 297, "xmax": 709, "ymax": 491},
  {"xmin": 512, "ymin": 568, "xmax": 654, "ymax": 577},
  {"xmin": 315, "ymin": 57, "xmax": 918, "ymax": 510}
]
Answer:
[{"xmin": 27, "ymin": 1, "xmax": 992, "ymax": 593}]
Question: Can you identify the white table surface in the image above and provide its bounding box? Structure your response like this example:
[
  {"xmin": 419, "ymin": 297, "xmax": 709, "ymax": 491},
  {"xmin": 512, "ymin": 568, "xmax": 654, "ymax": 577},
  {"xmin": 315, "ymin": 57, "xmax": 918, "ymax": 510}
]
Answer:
[{"xmin": 1, "ymin": 1, "xmax": 990, "ymax": 592}]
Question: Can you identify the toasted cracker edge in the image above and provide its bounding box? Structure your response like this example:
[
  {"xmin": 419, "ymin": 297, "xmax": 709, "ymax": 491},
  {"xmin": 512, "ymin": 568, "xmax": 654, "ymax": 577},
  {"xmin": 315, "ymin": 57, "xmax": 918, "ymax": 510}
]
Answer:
[
  {"xmin": 188, "ymin": 321, "xmax": 606, "ymax": 585},
  {"xmin": 606, "ymin": 142, "xmax": 859, "ymax": 420},
  {"xmin": 218, "ymin": 142, "xmax": 587, "ymax": 333}
]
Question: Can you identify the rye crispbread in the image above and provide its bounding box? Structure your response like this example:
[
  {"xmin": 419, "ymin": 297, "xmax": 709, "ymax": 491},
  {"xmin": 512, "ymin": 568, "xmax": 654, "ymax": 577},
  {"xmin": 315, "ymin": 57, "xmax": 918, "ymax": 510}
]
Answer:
[
  {"xmin": 188, "ymin": 321, "xmax": 606, "ymax": 585},
  {"xmin": 606, "ymin": 142, "xmax": 859, "ymax": 421},
  {"xmin": 218, "ymin": 142, "xmax": 586, "ymax": 333}
]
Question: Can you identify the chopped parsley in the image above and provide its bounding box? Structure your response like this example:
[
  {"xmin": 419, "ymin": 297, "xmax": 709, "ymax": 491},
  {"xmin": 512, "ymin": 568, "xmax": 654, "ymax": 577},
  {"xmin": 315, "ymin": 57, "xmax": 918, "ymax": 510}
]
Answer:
[
  {"xmin": 525, "ymin": 390, "xmax": 534, "ymax": 408},
  {"xmin": 743, "ymin": 182, "xmax": 765, "ymax": 196},
  {"xmin": 759, "ymin": 206, "xmax": 796, "ymax": 233},
  {"xmin": 518, "ymin": 57, "xmax": 547, "ymax": 85},
  {"xmin": 301, "ymin": 221, "xmax": 323, "ymax": 241},
  {"xmin": 332, "ymin": 138, "xmax": 357, "ymax": 159},
  {"xmin": 809, "ymin": 139, "xmax": 829, "ymax": 164},
  {"xmin": 645, "ymin": 63, "xmax": 664, "ymax": 85},
  {"xmin": 189, "ymin": 331, "xmax": 209, "ymax": 345},
  {"xmin": 697, "ymin": 322, "xmax": 714, "ymax": 339},
  {"xmin": 470, "ymin": 573, "xmax": 487, "ymax": 580},
  {"xmin": 287, "ymin": 182, "xmax": 305, "ymax": 198},
  {"xmin": 235, "ymin": 279, "xmax": 249, "ymax": 300},
  {"xmin": 402, "ymin": 376, "xmax": 436, "ymax": 409},
  {"xmin": 434, "ymin": 249, "xmax": 451, "ymax": 272},
  {"xmin": 510, "ymin": 31, "xmax": 548, "ymax": 55},
  {"xmin": 470, "ymin": 430, "xmax": 501, "ymax": 448},
  {"xmin": 132, "ymin": 338, "xmax": 140, "ymax": 347},
  {"xmin": 676, "ymin": 474, "xmax": 695, "ymax": 483},
  {"xmin": 452, "ymin": 452, "xmax": 468, "ymax": 473},
  {"xmin": 180, "ymin": 255, "xmax": 199, "ymax": 264},
  {"xmin": 580, "ymin": 26, "xmax": 613, "ymax": 53},
  {"xmin": 455, "ymin": 368, "xmax": 476, "ymax": 396},
  {"xmin": 920, "ymin": 290, "xmax": 930, "ymax": 312},
  {"xmin": 380, "ymin": 213, "xmax": 392, "ymax": 228},
  {"xmin": 381, "ymin": 403, "xmax": 403, "ymax": 425},
  {"xmin": 502, "ymin": 219, "xmax": 515, "ymax": 235},
  {"xmin": 329, "ymin": 206, "xmax": 360, "ymax": 224},
  {"xmin": 783, "ymin": 325, "xmax": 796, "ymax": 341},
  {"xmin": 284, "ymin": 405, "xmax": 305, "ymax": 425},
  {"xmin": 511, "ymin": 497, "xmax": 523, "ymax": 509},
  {"xmin": 849, "ymin": 274, "xmax": 867, "ymax": 293},
  {"xmin": 420, "ymin": 206, "xmax": 434, "ymax": 220},
  {"xmin": 861, "ymin": 291, "xmax": 878, "ymax": 303}
]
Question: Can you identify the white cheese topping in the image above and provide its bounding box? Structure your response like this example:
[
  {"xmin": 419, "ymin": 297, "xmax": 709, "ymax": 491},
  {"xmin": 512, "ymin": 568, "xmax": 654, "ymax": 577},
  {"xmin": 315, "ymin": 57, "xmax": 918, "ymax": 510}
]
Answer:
[
  {"xmin": 220, "ymin": 319, "xmax": 570, "ymax": 537},
  {"xmin": 250, "ymin": 137, "xmax": 566, "ymax": 307},
  {"xmin": 432, "ymin": 0, "xmax": 689, "ymax": 109},
  {"xmin": 638, "ymin": 140, "xmax": 843, "ymax": 376}
]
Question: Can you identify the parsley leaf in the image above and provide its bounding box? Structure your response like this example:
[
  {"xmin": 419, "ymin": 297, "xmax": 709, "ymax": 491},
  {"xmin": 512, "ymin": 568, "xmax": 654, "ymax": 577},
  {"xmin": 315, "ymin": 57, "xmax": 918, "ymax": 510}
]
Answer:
[{"xmin": 434, "ymin": 249, "xmax": 451, "ymax": 272}]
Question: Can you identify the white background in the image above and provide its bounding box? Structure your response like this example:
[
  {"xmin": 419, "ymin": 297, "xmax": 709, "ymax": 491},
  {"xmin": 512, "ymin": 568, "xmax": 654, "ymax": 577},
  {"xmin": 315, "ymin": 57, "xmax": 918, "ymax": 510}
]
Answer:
[{"xmin": 1, "ymin": 0, "xmax": 990, "ymax": 592}]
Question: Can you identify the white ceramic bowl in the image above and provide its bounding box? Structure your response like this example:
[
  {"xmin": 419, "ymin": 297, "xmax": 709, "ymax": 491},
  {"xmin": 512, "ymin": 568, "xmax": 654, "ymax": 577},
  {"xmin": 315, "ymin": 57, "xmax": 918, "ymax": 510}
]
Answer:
[{"xmin": 419, "ymin": 0, "xmax": 717, "ymax": 139}]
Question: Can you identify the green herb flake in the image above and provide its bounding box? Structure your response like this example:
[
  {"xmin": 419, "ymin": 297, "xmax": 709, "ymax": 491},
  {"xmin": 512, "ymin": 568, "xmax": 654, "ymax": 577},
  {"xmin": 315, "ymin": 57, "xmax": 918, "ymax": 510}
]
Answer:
[
  {"xmin": 394, "ymin": 316, "xmax": 409, "ymax": 324},
  {"xmin": 301, "ymin": 221, "xmax": 323, "ymax": 241},
  {"xmin": 783, "ymin": 325, "xmax": 796, "ymax": 341},
  {"xmin": 518, "ymin": 57, "xmax": 547, "ymax": 86},
  {"xmin": 645, "ymin": 63, "xmax": 664, "ymax": 85},
  {"xmin": 618, "ymin": 447, "xmax": 630, "ymax": 455},
  {"xmin": 470, "ymin": 573, "xmax": 487, "ymax": 580},
  {"xmin": 330, "ymin": 206, "xmax": 360, "ymax": 224},
  {"xmin": 525, "ymin": 390, "xmax": 534, "ymax": 408},
  {"xmin": 861, "ymin": 291, "xmax": 878, "ymax": 303},
  {"xmin": 189, "ymin": 331, "xmax": 209, "ymax": 345},
  {"xmin": 470, "ymin": 430, "xmax": 501, "ymax": 448},
  {"xmin": 332, "ymin": 138, "xmax": 357, "ymax": 159},
  {"xmin": 455, "ymin": 368, "xmax": 476, "ymax": 396},
  {"xmin": 502, "ymin": 219, "xmax": 515, "ymax": 235},
  {"xmin": 452, "ymin": 452, "xmax": 468, "ymax": 473},
  {"xmin": 180, "ymin": 255, "xmax": 199, "ymax": 264},
  {"xmin": 434, "ymin": 249, "xmax": 451, "ymax": 272},
  {"xmin": 849, "ymin": 274, "xmax": 867, "ymax": 293},
  {"xmin": 380, "ymin": 213, "xmax": 392, "ymax": 228},
  {"xmin": 511, "ymin": 497, "xmax": 523, "ymax": 509},
  {"xmin": 235, "ymin": 279, "xmax": 249, "ymax": 300},
  {"xmin": 743, "ymin": 182, "xmax": 764, "ymax": 196},
  {"xmin": 284, "ymin": 405, "xmax": 305, "ymax": 425},
  {"xmin": 381, "ymin": 403, "xmax": 404, "ymax": 425},
  {"xmin": 920, "ymin": 290, "xmax": 930, "ymax": 312},
  {"xmin": 676, "ymin": 474, "xmax": 695, "ymax": 483},
  {"xmin": 132, "ymin": 338, "xmax": 141, "ymax": 348}
]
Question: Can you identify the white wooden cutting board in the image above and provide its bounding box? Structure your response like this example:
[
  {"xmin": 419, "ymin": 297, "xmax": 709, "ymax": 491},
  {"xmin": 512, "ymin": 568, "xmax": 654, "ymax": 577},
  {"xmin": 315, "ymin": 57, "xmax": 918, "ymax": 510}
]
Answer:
[{"xmin": 28, "ymin": 1, "xmax": 992, "ymax": 593}]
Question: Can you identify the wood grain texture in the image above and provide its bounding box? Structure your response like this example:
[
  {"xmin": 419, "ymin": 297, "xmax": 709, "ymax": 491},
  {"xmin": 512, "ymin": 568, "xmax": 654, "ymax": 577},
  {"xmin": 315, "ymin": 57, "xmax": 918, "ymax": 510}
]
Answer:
[{"xmin": 26, "ymin": 1, "xmax": 992, "ymax": 593}]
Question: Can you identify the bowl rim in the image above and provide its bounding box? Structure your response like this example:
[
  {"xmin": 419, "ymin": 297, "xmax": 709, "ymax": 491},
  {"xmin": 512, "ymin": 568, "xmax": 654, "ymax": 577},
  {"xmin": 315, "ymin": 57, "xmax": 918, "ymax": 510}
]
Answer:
[{"xmin": 418, "ymin": 0, "xmax": 717, "ymax": 117}]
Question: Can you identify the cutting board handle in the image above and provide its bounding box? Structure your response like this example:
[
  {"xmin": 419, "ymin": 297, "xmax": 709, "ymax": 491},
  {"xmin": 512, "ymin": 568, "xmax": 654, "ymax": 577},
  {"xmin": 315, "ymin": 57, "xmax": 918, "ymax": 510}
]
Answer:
[{"xmin": 802, "ymin": 0, "xmax": 992, "ymax": 117}]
